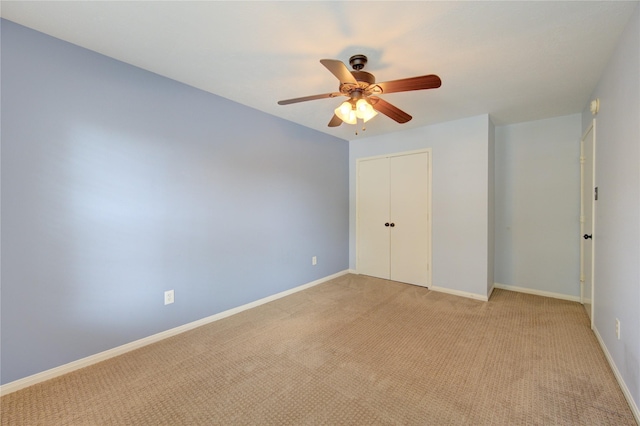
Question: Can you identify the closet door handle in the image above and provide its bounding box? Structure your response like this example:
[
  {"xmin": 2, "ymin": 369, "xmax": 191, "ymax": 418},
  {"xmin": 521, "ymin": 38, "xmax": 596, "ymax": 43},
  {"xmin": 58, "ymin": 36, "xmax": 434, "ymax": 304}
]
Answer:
[
  {"xmin": 385, "ymin": 223, "xmax": 390, "ymax": 227},
  {"xmin": 390, "ymin": 223, "xmax": 395, "ymax": 227},
  {"xmin": 583, "ymin": 234, "xmax": 592, "ymax": 239}
]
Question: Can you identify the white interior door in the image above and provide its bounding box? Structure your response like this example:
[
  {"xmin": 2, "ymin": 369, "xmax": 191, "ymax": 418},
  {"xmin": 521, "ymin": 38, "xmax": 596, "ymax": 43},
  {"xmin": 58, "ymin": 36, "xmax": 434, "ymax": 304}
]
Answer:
[
  {"xmin": 357, "ymin": 157, "xmax": 390, "ymax": 280},
  {"xmin": 580, "ymin": 121, "xmax": 595, "ymax": 326},
  {"xmin": 389, "ymin": 152, "xmax": 430, "ymax": 286}
]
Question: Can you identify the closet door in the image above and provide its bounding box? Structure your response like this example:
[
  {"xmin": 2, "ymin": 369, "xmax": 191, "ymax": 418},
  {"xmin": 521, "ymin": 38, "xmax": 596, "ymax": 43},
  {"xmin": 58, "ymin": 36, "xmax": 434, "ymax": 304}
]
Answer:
[
  {"xmin": 357, "ymin": 157, "xmax": 390, "ymax": 280},
  {"xmin": 389, "ymin": 152, "xmax": 429, "ymax": 286},
  {"xmin": 357, "ymin": 150, "xmax": 430, "ymax": 287}
]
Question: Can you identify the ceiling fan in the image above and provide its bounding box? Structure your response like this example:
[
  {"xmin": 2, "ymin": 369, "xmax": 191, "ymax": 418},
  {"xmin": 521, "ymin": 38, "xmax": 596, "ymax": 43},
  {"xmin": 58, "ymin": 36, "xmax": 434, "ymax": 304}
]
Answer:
[{"xmin": 277, "ymin": 54, "xmax": 441, "ymax": 129}]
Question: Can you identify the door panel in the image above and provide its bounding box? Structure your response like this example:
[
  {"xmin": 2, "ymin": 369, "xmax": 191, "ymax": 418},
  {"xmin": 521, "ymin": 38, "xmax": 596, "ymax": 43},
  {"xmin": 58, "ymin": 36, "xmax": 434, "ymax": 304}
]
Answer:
[
  {"xmin": 357, "ymin": 158, "xmax": 390, "ymax": 279},
  {"xmin": 581, "ymin": 123, "xmax": 595, "ymax": 325},
  {"xmin": 389, "ymin": 153, "xmax": 429, "ymax": 286}
]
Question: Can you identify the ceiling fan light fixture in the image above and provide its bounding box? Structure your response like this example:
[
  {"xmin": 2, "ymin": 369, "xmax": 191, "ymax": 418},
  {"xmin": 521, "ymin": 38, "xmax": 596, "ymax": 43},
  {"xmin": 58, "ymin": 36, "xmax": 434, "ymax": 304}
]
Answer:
[
  {"xmin": 355, "ymin": 98, "xmax": 378, "ymax": 122},
  {"xmin": 335, "ymin": 101, "xmax": 357, "ymax": 124},
  {"xmin": 338, "ymin": 101, "xmax": 352, "ymax": 116}
]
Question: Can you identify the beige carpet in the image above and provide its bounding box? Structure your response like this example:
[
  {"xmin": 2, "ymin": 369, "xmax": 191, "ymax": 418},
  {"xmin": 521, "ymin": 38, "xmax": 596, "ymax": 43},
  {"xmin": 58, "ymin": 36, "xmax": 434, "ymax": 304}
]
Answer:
[{"xmin": 1, "ymin": 274, "xmax": 636, "ymax": 425}]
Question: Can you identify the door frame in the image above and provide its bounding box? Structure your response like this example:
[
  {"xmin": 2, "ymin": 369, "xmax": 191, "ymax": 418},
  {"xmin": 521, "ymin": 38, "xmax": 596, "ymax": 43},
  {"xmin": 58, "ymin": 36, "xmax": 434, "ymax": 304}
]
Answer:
[
  {"xmin": 580, "ymin": 119, "xmax": 596, "ymax": 328},
  {"xmin": 355, "ymin": 148, "xmax": 433, "ymax": 287}
]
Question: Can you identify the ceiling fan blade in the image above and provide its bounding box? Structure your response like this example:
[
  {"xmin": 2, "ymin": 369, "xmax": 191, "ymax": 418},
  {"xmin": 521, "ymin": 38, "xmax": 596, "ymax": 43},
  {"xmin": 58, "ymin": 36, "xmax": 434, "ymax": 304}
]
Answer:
[
  {"xmin": 320, "ymin": 59, "xmax": 358, "ymax": 84},
  {"xmin": 328, "ymin": 114, "xmax": 342, "ymax": 127},
  {"xmin": 277, "ymin": 92, "xmax": 342, "ymax": 105},
  {"xmin": 369, "ymin": 96, "xmax": 412, "ymax": 123},
  {"xmin": 376, "ymin": 74, "xmax": 441, "ymax": 94}
]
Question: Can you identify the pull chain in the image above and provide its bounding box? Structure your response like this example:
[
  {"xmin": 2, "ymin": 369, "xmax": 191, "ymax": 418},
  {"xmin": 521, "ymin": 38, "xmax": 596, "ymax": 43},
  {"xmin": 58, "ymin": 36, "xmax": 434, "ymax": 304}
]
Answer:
[{"xmin": 355, "ymin": 118, "xmax": 367, "ymax": 135}]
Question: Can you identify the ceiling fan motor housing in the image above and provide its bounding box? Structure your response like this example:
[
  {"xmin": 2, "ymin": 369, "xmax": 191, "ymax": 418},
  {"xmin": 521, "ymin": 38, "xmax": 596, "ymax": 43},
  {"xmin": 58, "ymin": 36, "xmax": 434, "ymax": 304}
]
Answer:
[
  {"xmin": 345, "ymin": 55, "xmax": 377, "ymax": 95},
  {"xmin": 351, "ymin": 71, "xmax": 375, "ymax": 85}
]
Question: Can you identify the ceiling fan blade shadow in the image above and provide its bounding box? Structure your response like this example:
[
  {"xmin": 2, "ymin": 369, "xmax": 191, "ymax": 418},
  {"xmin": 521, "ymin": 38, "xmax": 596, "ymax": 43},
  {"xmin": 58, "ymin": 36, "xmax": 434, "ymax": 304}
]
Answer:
[
  {"xmin": 278, "ymin": 92, "xmax": 342, "ymax": 105},
  {"xmin": 377, "ymin": 75, "xmax": 441, "ymax": 94},
  {"xmin": 369, "ymin": 96, "xmax": 412, "ymax": 123},
  {"xmin": 320, "ymin": 59, "xmax": 358, "ymax": 84},
  {"xmin": 328, "ymin": 114, "xmax": 342, "ymax": 127}
]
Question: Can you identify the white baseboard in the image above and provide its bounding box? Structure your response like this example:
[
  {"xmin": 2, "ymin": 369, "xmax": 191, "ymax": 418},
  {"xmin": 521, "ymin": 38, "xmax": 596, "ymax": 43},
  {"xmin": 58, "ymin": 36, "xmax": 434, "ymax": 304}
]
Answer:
[
  {"xmin": 493, "ymin": 283, "xmax": 581, "ymax": 303},
  {"xmin": 430, "ymin": 285, "xmax": 489, "ymax": 302},
  {"xmin": 593, "ymin": 326, "xmax": 640, "ymax": 424},
  {"xmin": 0, "ymin": 270, "xmax": 350, "ymax": 396}
]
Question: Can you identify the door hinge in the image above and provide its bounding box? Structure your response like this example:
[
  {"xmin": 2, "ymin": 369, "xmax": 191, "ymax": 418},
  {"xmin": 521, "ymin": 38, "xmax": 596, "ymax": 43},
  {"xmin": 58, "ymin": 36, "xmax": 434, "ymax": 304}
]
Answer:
[{"xmin": 594, "ymin": 187, "xmax": 598, "ymax": 201}]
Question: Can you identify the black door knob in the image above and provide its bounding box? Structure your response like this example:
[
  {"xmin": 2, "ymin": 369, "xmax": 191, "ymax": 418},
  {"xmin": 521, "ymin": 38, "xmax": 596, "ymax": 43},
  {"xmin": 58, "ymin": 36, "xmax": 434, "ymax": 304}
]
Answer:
[
  {"xmin": 390, "ymin": 223, "xmax": 395, "ymax": 227},
  {"xmin": 385, "ymin": 223, "xmax": 390, "ymax": 227},
  {"xmin": 584, "ymin": 234, "xmax": 592, "ymax": 240}
]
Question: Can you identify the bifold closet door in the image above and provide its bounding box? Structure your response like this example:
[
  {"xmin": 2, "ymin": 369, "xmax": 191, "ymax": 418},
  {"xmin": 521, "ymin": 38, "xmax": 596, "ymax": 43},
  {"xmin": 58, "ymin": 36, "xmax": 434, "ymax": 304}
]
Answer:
[
  {"xmin": 357, "ymin": 151, "xmax": 429, "ymax": 287},
  {"xmin": 389, "ymin": 152, "xmax": 429, "ymax": 286},
  {"xmin": 357, "ymin": 157, "xmax": 391, "ymax": 280}
]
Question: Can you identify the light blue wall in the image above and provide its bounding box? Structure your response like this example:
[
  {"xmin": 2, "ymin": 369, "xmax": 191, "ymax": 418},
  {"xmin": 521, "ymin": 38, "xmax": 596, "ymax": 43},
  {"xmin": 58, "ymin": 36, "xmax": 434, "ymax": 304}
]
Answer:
[
  {"xmin": 349, "ymin": 115, "xmax": 492, "ymax": 298},
  {"xmin": 494, "ymin": 114, "xmax": 582, "ymax": 297},
  {"xmin": 1, "ymin": 20, "xmax": 349, "ymax": 385},
  {"xmin": 582, "ymin": 4, "xmax": 639, "ymax": 412}
]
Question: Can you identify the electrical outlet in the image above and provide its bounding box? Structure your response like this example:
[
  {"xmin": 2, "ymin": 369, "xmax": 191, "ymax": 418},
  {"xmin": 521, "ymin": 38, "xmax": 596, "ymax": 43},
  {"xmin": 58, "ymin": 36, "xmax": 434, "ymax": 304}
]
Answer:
[
  {"xmin": 615, "ymin": 318, "xmax": 620, "ymax": 340},
  {"xmin": 164, "ymin": 290, "xmax": 174, "ymax": 305},
  {"xmin": 312, "ymin": 256, "xmax": 317, "ymax": 266}
]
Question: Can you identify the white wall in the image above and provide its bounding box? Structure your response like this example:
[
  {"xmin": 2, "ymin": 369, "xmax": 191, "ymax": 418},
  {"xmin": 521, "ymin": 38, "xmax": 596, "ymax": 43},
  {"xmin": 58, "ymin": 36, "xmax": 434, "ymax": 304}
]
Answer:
[
  {"xmin": 582, "ymin": 4, "xmax": 639, "ymax": 416},
  {"xmin": 349, "ymin": 115, "xmax": 492, "ymax": 299},
  {"xmin": 494, "ymin": 114, "xmax": 582, "ymax": 298}
]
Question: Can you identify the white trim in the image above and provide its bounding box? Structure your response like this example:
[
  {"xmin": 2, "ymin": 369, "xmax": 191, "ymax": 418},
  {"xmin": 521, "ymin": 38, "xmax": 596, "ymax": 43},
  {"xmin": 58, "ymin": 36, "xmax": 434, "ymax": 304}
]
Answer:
[
  {"xmin": 354, "ymin": 147, "xmax": 434, "ymax": 163},
  {"xmin": 0, "ymin": 270, "xmax": 350, "ymax": 396},
  {"xmin": 590, "ymin": 119, "xmax": 597, "ymax": 328},
  {"xmin": 427, "ymin": 150, "xmax": 433, "ymax": 288},
  {"xmin": 430, "ymin": 285, "xmax": 489, "ymax": 302},
  {"xmin": 488, "ymin": 284, "xmax": 495, "ymax": 299},
  {"xmin": 493, "ymin": 283, "xmax": 581, "ymax": 302},
  {"xmin": 593, "ymin": 326, "xmax": 640, "ymax": 424},
  {"xmin": 580, "ymin": 120, "xmax": 595, "ymax": 142}
]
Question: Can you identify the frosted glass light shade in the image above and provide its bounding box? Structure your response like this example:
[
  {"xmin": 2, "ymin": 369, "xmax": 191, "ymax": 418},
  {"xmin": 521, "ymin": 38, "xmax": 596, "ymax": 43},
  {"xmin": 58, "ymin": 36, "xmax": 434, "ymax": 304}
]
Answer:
[
  {"xmin": 335, "ymin": 101, "xmax": 357, "ymax": 124},
  {"xmin": 355, "ymin": 98, "xmax": 378, "ymax": 122}
]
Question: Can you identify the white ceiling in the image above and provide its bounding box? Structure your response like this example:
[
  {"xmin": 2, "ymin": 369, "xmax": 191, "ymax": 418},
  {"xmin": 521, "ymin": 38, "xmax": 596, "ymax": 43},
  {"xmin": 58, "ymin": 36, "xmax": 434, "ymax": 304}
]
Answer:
[{"xmin": 2, "ymin": 1, "xmax": 637, "ymax": 140}]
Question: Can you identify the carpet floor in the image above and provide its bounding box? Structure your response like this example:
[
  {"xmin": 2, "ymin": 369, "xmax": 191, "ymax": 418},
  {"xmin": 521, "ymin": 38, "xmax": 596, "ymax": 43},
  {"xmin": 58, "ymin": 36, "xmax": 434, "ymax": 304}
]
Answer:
[{"xmin": 1, "ymin": 273, "xmax": 636, "ymax": 425}]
